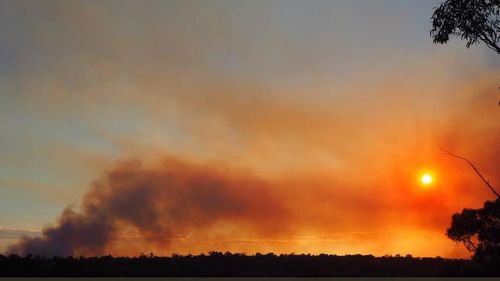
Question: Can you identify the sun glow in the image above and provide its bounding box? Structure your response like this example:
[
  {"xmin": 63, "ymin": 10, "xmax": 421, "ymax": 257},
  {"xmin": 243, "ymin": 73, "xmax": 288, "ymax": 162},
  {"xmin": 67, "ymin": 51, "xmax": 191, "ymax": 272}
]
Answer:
[{"xmin": 421, "ymin": 174, "xmax": 432, "ymax": 185}]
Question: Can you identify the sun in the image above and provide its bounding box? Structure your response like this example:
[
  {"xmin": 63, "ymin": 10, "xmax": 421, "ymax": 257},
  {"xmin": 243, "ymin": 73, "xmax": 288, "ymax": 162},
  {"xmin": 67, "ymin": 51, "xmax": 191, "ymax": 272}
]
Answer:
[{"xmin": 421, "ymin": 174, "xmax": 432, "ymax": 185}]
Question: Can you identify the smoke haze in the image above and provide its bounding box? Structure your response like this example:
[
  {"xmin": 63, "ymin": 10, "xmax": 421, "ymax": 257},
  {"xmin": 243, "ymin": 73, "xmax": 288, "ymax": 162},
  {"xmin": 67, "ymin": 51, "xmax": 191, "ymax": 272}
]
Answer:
[{"xmin": 1, "ymin": 0, "xmax": 499, "ymax": 258}]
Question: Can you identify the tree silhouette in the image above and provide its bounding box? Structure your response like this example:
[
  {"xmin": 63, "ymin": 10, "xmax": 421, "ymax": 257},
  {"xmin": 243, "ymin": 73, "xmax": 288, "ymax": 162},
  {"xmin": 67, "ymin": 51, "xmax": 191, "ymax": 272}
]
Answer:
[
  {"xmin": 431, "ymin": 0, "xmax": 500, "ymax": 54},
  {"xmin": 431, "ymin": 0, "xmax": 500, "ymax": 259},
  {"xmin": 440, "ymin": 149, "xmax": 500, "ymax": 270},
  {"xmin": 0, "ymin": 253, "xmax": 486, "ymax": 276},
  {"xmin": 446, "ymin": 198, "xmax": 500, "ymax": 272}
]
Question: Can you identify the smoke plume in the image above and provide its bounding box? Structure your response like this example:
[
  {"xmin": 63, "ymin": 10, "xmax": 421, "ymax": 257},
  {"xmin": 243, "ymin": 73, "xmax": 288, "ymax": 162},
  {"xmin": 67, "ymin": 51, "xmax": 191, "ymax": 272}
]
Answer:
[{"xmin": 9, "ymin": 157, "xmax": 288, "ymax": 256}]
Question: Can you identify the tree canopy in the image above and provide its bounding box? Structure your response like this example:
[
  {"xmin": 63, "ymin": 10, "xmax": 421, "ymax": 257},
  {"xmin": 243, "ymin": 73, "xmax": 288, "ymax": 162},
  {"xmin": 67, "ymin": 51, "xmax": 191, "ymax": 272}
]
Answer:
[
  {"xmin": 431, "ymin": 0, "xmax": 500, "ymax": 54},
  {"xmin": 447, "ymin": 198, "xmax": 500, "ymax": 271}
]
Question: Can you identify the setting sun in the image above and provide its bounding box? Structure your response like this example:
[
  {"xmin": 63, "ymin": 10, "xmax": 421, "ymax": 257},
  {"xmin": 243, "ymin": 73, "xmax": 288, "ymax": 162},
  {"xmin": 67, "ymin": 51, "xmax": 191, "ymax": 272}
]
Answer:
[{"xmin": 421, "ymin": 174, "xmax": 432, "ymax": 185}]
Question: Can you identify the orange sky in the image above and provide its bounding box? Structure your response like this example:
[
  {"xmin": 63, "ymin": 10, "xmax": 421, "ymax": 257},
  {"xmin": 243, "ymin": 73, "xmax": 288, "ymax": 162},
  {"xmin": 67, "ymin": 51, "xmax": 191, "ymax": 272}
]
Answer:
[{"xmin": 1, "ymin": 0, "xmax": 499, "ymax": 258}]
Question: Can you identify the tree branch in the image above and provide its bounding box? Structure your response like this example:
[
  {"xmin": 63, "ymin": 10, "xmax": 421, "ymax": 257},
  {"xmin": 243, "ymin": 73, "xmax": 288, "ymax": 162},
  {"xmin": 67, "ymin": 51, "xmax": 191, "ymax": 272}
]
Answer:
[
  {"xmin": 478, "ymin": 32, "xmax": 500, "ymax": 54},
  {"xmin": 440, "ymin": 148, "xmax": 500, "ymax": 198}
]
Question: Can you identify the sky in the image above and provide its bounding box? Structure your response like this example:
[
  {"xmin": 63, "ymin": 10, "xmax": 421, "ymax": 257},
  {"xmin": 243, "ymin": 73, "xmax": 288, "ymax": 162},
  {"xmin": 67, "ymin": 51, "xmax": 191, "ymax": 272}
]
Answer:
[{"xmin": 0, "ymin": 0, "xmax": 499, "ymax": 258}]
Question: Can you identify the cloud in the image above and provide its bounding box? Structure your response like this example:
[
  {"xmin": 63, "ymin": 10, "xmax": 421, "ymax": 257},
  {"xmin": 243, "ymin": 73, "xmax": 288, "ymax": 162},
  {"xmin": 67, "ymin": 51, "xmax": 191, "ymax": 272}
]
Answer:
[{"xmin": 0, "ymin": 228, "xmax": 41, "ymax": 240}]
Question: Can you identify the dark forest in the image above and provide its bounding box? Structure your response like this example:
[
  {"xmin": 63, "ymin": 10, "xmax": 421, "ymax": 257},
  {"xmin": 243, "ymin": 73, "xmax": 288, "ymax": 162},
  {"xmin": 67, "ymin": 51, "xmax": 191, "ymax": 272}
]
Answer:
[{"xmin": 0, "ymin": 252, "xmax": 497, "ymax": 277}]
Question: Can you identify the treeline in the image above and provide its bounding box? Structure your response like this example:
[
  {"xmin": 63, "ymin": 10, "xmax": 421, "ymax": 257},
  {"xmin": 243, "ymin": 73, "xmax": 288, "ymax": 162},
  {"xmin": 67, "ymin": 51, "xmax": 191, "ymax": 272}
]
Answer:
[{"xmin": 0, "ymin": 252, "xmax": 495, "ymax": 277}]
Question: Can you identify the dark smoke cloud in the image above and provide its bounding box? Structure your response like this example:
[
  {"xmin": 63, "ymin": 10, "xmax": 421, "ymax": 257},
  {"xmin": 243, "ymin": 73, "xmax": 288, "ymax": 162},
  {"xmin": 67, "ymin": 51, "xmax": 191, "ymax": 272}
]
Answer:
[{"xmin": 9, "ymin": 157, "xmax": 289, "ymax": 256}]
